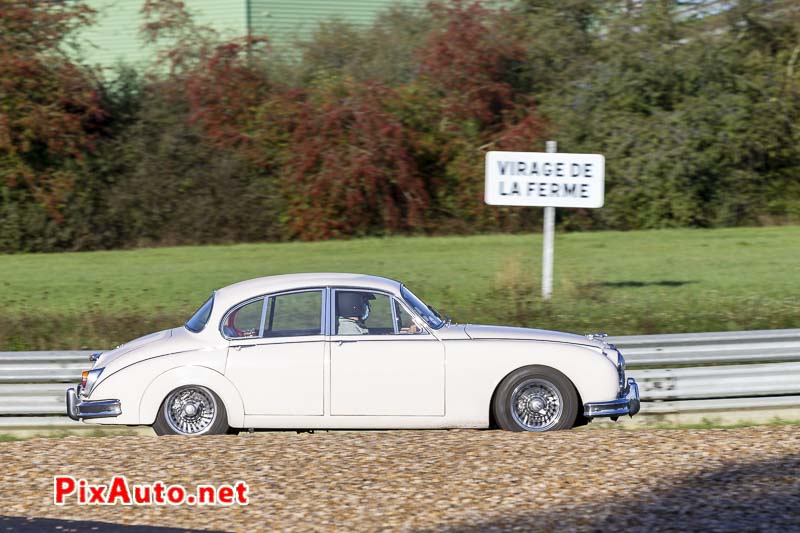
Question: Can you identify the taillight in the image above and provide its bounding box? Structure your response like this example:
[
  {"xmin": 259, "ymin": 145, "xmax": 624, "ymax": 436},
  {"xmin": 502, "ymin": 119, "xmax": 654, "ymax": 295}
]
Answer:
[{"xmin": 80, "ymin": 367, "xmax": 105, "ymax": 396}]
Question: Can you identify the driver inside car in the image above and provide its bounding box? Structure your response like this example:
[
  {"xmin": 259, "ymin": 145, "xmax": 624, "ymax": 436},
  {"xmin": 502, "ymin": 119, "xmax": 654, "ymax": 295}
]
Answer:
[{"xmin": 337, "ymin": 292, "xmax": 374, "ymax": 335}]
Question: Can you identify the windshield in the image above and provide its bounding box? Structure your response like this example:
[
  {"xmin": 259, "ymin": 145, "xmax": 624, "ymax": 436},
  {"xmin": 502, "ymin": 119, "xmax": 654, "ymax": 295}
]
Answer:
[
  {"xmin": 185, "ymin": 295, "xmax": 214, "ymax": 333},
  {"xmin": 400, "ymin": 285, "xmax": 445, "ymax": 329}
]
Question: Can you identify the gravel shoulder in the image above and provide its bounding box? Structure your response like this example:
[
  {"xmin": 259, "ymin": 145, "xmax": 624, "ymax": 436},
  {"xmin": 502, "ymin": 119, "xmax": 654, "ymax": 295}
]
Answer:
[{"xmin": 1, "ymin": 427, "xmax": 798, "ymax": 532}]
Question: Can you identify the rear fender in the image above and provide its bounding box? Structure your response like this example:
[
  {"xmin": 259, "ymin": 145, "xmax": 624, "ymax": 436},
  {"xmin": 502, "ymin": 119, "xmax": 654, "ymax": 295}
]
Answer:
[{"xmin": 139, "ymin": 366, "xmax": 245, "ymax": 427}]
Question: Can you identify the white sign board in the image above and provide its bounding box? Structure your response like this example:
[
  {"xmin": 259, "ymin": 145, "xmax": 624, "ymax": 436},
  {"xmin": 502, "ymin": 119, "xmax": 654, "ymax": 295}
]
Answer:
[{"xmin": 485, "ymin": 151, "xmax": 605, "ymax": 208}]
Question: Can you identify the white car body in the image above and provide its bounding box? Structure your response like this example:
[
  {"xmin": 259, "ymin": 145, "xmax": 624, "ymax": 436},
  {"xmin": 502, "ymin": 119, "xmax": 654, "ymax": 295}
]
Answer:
[{"xmin": 67, "ymin": 273, "xmax": 638, "ymax": 431}]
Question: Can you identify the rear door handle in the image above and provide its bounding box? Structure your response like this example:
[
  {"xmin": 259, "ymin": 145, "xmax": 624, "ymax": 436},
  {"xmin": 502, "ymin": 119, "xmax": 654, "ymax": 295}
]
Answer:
[
  {"xmin": 233, "ymin": 344, "xmax": 256, "ymax": 350},
  {"xmin": 337, "ymin": 340, "xmax": 357, "ymax": 346}
]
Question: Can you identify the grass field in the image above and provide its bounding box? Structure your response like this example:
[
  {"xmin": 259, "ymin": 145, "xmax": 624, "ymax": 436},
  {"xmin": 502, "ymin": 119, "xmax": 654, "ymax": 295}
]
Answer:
[{"xmin": 1, "ymin": 226, "xmax": 798, "ymax": 350}]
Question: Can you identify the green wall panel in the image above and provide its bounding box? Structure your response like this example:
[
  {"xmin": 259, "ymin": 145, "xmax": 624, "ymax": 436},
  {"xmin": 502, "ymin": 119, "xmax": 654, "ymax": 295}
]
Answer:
[
  {"xmin": 249, "ymin": 0, "xmax": 423, "ymax": 45},
  {"xmin": 75, "ymin": 0, "xmax": 509, "ymax": 70},
  {"xmin": 78, "ymin": 0, "xmax": 249, "ymax": 71}
]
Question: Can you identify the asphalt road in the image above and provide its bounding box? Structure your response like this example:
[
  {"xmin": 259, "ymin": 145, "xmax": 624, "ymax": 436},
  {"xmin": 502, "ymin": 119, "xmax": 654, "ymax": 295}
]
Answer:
[{"xmin": 0, "ymin": 427, "xmax": 798, "ymax": 532}]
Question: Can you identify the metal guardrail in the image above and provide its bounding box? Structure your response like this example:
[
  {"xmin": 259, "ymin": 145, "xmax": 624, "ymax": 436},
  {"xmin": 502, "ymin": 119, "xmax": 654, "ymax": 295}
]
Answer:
[
  {"xmin": 0, "ymin": 351, "xmax": 90, "ymax": 384},
  {"xmin": 638, "ymin": 395, "xmax": 800, "ymax": 415},
  {"xmin": 0, "ymin": 329, "xmax": 799, "ymax": 427},
  {"xmin": 609, "ymin": 328, "xmax": 800, "ymax": 366},
  {"xmin": 629, "ymin": 362, "xmax": 800, "ymax": 400}
]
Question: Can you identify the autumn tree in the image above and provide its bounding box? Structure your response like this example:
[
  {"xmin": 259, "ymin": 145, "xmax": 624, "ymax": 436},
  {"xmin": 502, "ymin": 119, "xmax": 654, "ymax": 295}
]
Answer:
[
  {"xmin": 79, "ymin": 0, "xmax": 286, "ymax": 247},
  {"xmin": 284, "ymin": 79, "xmax": 429, "ymax": 239},
  {"xmin": 0, "ymin": 0, "xmax": 103, "ymax": 228},
  {"xmin": 411, "ymin": 1, "xmax": 545, "ymax": 231}
]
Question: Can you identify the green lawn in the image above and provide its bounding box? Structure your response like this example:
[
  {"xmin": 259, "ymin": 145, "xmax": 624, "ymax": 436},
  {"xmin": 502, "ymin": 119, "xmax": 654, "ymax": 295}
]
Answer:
[{"xmin": 1, "ymin": 226, "xmax": 798, "ymax": 350}]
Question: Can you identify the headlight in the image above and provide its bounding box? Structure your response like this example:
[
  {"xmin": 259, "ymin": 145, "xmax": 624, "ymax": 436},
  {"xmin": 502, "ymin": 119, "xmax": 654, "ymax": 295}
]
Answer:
[{"xmin": 80, "ymin": 367, "xmax": 104, "ymax": 397}]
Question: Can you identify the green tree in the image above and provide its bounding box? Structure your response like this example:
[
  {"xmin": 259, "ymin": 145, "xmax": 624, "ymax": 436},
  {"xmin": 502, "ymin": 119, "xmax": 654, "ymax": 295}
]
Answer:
[{"xmin": 544, "ymin": 0, "xmax": 800, "ymax": 229}]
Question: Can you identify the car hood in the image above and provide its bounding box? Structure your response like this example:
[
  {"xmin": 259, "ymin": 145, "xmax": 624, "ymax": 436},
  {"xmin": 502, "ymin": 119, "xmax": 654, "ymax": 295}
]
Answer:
[{"xmin": 463, "ymin": 324, "xmax": 605, "ymax": 349}]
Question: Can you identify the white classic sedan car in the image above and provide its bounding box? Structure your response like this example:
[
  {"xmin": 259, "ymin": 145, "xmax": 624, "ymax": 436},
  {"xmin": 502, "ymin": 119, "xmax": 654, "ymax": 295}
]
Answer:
[{"xmin": 67, "ymin": 273, "xmax": 639, "ymax": 435}]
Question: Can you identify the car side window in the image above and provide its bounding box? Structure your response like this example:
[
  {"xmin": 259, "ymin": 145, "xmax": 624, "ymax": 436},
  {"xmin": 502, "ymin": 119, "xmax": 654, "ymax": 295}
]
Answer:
[
  {"xmin": 363, "ymin": 293, "xmax": 394, "ymax": 334},
  {"xmin": 224, "ymin": 298, "xmax": 264, "ymax": 338},
  {"xmin": 394, "ymin": 299, "xmax": 427, "ymax": 335},
  {"xmin": 335, "ymin": 291, "xmax": 427, "ymax": 336},
  {"xmin": 264, "ymin": 290, "xmax": 323, "ymax": 338},
  {"xmin": 336, "ymin": 290, "xmax": 393, "ymax": 335}
]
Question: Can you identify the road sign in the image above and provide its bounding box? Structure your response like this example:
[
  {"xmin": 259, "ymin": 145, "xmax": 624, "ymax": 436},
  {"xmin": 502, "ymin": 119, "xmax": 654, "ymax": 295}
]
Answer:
[
  {"xmin": 484, "ymin": 144, "xmax": 606, "ymax": 300},
  {"xmin": 484, "ymin": 150, "xmax": 605, "ymax": 208}
]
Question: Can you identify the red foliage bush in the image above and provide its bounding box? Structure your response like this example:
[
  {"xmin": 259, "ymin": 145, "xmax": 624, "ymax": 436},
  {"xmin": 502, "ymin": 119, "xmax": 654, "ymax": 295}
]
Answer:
[
  {"xmin": 101, "ymin": 0, "xmax": 543, "ymax": 242},
  {"xmin": 141, "ymin": 1, "xmax": 285, "ymax": 169},
  {"xmin": 284, "ymin": 80, "xmax": 429, "ymax": 239},
  {"xmin": 183, "ymin": 40, "xmax": 276, "ymax": 158},
  {"xmin": 418, "ymin": 1, "xmax": 527, "ymax": 131},
  {"xmin": 409, "ymin": 2, "xmax": 544, "ymax": 231}
]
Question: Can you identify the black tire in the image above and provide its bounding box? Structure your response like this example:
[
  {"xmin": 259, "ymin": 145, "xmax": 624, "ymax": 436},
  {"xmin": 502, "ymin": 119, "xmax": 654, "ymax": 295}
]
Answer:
[
  {"xmin": 492, "ymin": 365, "xmax": 579, "ymax": 432},
  {"xmin": 153, "ymin": 385, "xmax": 229, "ymax": 436}
]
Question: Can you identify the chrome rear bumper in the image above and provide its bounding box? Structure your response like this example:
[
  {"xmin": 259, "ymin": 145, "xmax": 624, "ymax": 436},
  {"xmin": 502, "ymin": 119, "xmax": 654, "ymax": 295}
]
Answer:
[
  {"xmin": 584, "ymin": 378, "xmax": 640, "ymax": 419},
  {"xmin": 66, "ymin": 387, "xmax": 122, "ymax": 421}
]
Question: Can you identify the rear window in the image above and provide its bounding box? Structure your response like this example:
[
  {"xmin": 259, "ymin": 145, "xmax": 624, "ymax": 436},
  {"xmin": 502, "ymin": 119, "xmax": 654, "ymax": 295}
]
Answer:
[{"xmin": 185, "ymin": 295, "xmax": 214, "ymax": 333}]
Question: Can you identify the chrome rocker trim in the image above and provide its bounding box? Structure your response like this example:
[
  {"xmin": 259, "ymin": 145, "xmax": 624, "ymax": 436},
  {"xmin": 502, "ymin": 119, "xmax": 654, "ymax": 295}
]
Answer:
[
  {"xmin": 583, "ymin": 377, "xmax": 640, "ymax": 419},
  {"xmin": 66, "ymin": 387, "xmax": 122, "ymax": 421}
]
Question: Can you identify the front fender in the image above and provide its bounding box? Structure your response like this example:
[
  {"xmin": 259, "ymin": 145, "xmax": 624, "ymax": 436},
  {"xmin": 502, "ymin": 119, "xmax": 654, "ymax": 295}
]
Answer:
[
  {"xmin": 139, "ymin": 366, "xmax": 245, "ymax": 428},
  {"xmin": 445, "ymin": 339, "xmax": 620, "ymax": 426}
]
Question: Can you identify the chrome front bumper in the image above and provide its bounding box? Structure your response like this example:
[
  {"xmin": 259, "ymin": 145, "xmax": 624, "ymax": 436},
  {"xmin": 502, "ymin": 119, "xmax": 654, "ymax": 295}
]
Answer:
[
  {"xmin": 584, "ymin": 377, "xmax": 641, "ymax": 419},
  {"xmin": 66, "ymin": 387, "xmax": 122, "ymax": 421}
]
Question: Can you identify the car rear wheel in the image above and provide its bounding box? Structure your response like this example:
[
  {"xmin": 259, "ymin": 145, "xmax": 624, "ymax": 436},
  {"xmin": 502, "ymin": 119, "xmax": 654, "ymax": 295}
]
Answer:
[
  {"xmin": 492, "ymin": 366, "xmax": 578, "ymax": 432},
  {"xmin": 153, "ymin": 385, "xmax": 229, "ymax": 436}
]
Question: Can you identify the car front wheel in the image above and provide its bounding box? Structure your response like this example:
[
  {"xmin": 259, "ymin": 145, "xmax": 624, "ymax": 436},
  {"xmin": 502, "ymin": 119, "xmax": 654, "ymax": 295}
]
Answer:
[
  {"xmin": 153, "ymin": 385, "xmax": 229, "ymax": 436},
  {"xmin": 492, "ymin": 366, "xmax": 578, "ymax": 432}
]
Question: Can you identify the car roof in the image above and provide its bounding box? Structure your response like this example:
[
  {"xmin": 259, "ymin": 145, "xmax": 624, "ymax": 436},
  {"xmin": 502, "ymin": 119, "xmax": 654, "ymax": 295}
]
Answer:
[{"xmin": 215, "ymin": 273, "xmax": 402, "ymax": 304}]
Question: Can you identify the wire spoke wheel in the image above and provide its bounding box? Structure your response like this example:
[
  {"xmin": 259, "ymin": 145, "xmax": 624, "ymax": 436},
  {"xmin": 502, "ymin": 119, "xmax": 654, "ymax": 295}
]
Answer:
[
  {"xmin": 510, "ymin": 378, "xmax": 564, "ymax": 432},
  {"xmin": 163, "ymin": 386, "xmax": 218, "ymax": 435}
]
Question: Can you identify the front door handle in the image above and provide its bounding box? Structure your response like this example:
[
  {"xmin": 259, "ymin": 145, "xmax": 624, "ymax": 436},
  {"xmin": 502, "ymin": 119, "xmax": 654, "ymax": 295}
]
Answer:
[
  {"xmin": 233, "ymin": 344, "xmax": 256, "ymax": 350},
  {"xmin": 337, "ymin": 340, "xmax": 357, "ymax": 346}
]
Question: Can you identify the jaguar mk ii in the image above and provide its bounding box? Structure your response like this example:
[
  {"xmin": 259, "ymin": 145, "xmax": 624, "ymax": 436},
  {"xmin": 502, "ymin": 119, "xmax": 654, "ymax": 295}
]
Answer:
[{"xmin": 67, "ymin": 273, "xmax": 639, "ymax": 435}]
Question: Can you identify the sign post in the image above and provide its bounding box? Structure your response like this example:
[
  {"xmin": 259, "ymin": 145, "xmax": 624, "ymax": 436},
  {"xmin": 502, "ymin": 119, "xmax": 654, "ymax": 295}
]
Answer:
[
  {"xmin": 542, "ymin": 141, "xmax": 557, "ymax": 300},
  {"xmin": 484, "ymin": 143, "xmax": 605, "ymax": 301}
]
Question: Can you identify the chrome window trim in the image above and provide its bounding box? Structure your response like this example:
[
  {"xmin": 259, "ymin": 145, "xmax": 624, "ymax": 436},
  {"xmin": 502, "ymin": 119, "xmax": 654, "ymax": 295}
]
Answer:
[
  {"xmin": 258, "ymin": 295, "xmax": 269, "ymax": 337},
  {"xmin": 322, "ymin": 287, "xmax": 330, "ymax": 336},
  {"xmin": 326, "ymin": 286, "xmax": 334, "ymax": 336},
  {"xmin": 390, "ymin": 296, "xmax": 399, "ymax": 335},
  {"xmin": 220, "ymin": 288, "xmax": 326, "ymax": 341}
]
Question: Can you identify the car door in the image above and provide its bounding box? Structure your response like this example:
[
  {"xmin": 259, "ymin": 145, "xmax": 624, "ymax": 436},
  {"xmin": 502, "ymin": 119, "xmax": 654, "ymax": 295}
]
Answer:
[
  {"xmin": 329, "ymin": 289, "xmax": 445, "ymax": 416},
  {"xmin": 224, "ymin": 289, "xmax": 326, "ymax": 415}
]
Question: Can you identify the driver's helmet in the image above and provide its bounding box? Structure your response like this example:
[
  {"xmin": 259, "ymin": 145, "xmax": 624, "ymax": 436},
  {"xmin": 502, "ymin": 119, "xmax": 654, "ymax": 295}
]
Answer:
[{"xmin": 337, "ymin": 292, "xmax": 374, "ymax": 321}]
